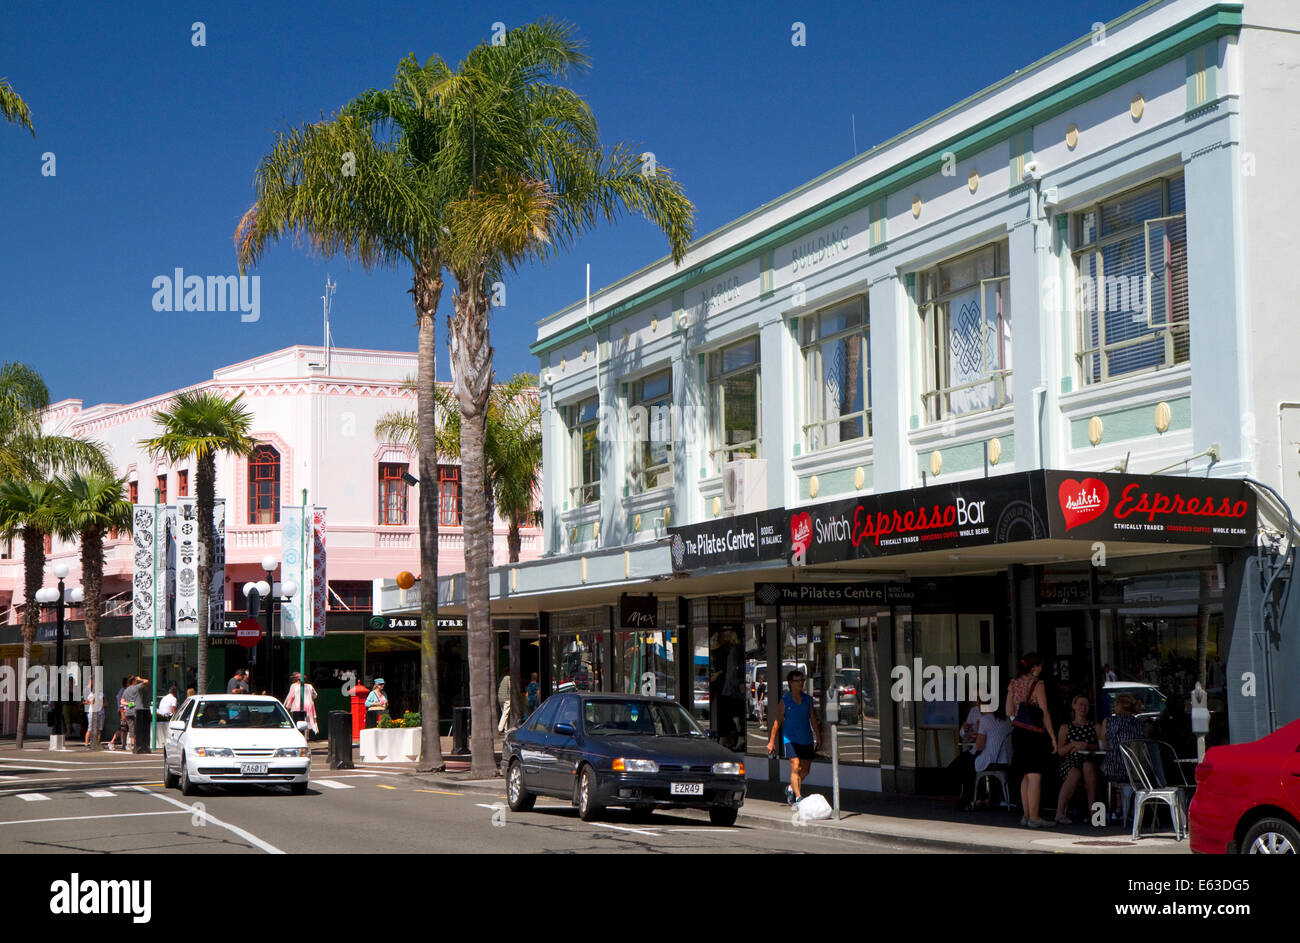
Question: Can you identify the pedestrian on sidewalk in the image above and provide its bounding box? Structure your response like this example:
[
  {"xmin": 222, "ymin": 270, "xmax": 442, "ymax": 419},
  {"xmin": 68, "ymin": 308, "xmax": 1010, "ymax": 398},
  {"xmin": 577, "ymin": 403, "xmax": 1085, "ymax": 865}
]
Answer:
[
  {"xmin": 364, "ymin": 678, "xmax": 388, "ymax": 728},
  {"xmin": 157, "ymin": 686, "xmax": 179, "ymax": 721},
  {"xmin": 497, "ymin": 673, "xmax": 512, "ymax": 732},
  {"xmin": 1006, "ymin": 653, "xmax": 1057, "ymax": 828},
  {"xmin": 285, "ymin": 672, "xmax": 319, "ymax": 738},
  {"xmin": 525, "ymin": 672, "xmax": 539, "ymax": 715},
  {"xmin": 108, "ymin": 676, "xmax": 129, "ymax": 750},
  {"xmin": 83, "ymin": 678, "xmax": 105, "ymax": 747},
  {"xmin": 120, "ymin": 675, "xmax": 149, "ymax": 751},
  {"xmin": 227, "ymin": 669, "xmax": 249, "ymax": 694},
  {"xmin": 765, "ymin": 669, "xmax": 821, "ymax": 806}
]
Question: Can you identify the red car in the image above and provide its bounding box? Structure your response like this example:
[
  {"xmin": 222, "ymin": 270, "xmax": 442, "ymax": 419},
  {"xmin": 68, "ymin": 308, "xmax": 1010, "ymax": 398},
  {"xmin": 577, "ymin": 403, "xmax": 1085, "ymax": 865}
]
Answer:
[{"xmin": 1189, "ymin": 719, "xmax": 1300, "ymax": 854}]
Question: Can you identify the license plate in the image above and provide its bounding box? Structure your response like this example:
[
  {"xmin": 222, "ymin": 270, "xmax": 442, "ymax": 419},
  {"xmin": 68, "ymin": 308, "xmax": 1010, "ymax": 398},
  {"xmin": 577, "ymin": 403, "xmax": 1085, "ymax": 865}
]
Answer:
[
  {"xmin": 670, "ymin": 782, "xmax": 703, "ymax": 796},
  {"xmin": 241, "ymin": 764, "xmax": 268, "ymax": 775}
]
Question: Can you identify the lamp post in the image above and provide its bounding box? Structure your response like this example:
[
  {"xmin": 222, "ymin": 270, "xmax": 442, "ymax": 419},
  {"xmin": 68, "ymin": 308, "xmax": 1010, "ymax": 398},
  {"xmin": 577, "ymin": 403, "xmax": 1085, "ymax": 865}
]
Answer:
[
  {"xmin": 35, "ymin": 562, "xmax": 82, "ymax": 751},
  {"xmin": 242, "ymin": 568, "xmax": 297, "ymax": 699}
]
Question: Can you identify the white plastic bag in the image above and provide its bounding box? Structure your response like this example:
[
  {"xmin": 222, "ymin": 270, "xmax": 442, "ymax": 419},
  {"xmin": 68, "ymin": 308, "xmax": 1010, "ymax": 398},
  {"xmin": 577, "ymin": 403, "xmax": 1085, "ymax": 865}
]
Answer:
[{"xmin": 796, "ymin": 793, "xmax": 833, "ymax": 821}]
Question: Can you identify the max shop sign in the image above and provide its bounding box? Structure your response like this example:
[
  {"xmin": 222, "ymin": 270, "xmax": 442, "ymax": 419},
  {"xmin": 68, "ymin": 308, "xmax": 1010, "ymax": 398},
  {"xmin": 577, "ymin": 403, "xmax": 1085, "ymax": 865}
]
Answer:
[
  {"xmin": 619, "ymin": 594, "xmax": 658, "ymax": 629},
  {"xmin": 669, "ymin": 508, "xmax": 786, "ymax": 572},
  {"xmin": 1043, "ymin": 471, "xmax": 1255, "ymax": 544},
  {"xmin": 791, "ymin": 473, "xmax": 1048, "ymax": 565}
]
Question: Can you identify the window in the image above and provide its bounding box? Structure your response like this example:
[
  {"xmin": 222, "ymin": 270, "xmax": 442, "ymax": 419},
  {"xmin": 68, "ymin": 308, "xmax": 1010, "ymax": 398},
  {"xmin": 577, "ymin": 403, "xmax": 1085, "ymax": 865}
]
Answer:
[
  {"xmin": 628, "ymin": 371, "xmax": 673, "ymax": 493},
  {"xmin": 1074, "ymin": 176, "xmax": 1187, "ymax": 384},
  {"xmin": 378, "ymin": 462, "xmax": 409, "ymax": 525},
  {"xmin": 568, "ymin": 397, "xmax": 601, "ymax": 506},
  {"xmin": 177, "ymin": 470, "xmax": 189, "ymax": 497},
  {"xmin": 43, "ymin": 533, "xmax": 52, "ymax": 554},
  {"xmin": 553, "ymin": 695, "xmax": 580, "ymax": 733},
  {"xmin": 708, "ymin": 338, "xmax": 761, "ymax": 472},
  {"xmin": 328, "ymin": 580, "xmax": 373, "ymax": 611},
  {"xmin": 156, "ymin": 474, "xmax": 167, "ymax": 504},
  {"xmin": 802, "ymin": 297, "xmax": 870, "ymax": 450},
  {"xmin": 247, "ymin": 445, "xmax": 280, "ymax": 525},
  {"xmin": 916, "ymin": 240, "xmax": 1012, "ymax": 422},
  {"xmin": 128, "ymin": 480, "xmax": 138, "ymax": 504},
  {"xmin": 438, "ymin": 465, "xmax": 462, "ymax": 526}
]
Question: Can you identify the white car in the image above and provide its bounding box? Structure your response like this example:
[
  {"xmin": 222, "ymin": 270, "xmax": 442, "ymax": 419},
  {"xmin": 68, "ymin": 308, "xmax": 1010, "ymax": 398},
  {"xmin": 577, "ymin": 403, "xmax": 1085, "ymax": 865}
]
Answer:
[{"xmin": 162, "ymin": 694, "xmax": 311, "ymax": 795}]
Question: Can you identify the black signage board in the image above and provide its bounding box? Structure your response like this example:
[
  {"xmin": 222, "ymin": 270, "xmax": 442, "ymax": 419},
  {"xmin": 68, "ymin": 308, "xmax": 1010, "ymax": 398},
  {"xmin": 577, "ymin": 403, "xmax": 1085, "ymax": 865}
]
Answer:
[
  {"xmin": 754, "ymin": 582, "xmax": 890, "ymax": 607},
  {"xmin": 669, "ymin": 507, "xmax": 786, "ymax": 572},
  {"xmin": 619, "ymin": 594, "xmax": 658, "ymax": 629},
  {"xmin": 366, "ymin": 615, "xmax": 465, "ymax": 631},
  {"xmin": 1042, "ymin": 470, "xmax": 1255, "ymax": 546},
  {"xmin": 792, "ymin": 472, "xmax": 1048, "ymax": 566}
]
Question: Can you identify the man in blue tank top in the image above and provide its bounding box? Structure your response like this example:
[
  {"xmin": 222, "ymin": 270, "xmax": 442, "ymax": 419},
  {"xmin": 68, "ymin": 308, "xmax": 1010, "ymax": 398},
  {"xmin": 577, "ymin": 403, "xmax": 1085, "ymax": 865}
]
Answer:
[{"xmin": 765, "ymin": 669, "xmax": 821, "ymax": 806}]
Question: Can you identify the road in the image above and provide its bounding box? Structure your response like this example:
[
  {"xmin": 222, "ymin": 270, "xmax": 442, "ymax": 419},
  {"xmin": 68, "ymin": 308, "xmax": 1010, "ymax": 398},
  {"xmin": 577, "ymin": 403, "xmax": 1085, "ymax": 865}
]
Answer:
[{"xmin": 0, "ymin": 747, "xmax": 917, "ymax": 854}]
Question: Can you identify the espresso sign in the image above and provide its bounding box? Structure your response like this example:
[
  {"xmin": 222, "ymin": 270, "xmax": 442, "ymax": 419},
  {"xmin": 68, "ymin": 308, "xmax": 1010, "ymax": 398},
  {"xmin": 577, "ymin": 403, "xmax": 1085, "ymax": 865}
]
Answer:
[
  {"xmin": 792, "ymin": 473, "xmax": 1048, "ymax": 565},
  {"xmin": 669, "ymin": 508, "xmax": 786, "ymax": 572},
  {"xmin": 619, "ymin": 594, "xmax": 658, "ymax": 629},
  {"xmin": 1044, "ymin": 471, "xmax": 1255, "ymax": 545}
]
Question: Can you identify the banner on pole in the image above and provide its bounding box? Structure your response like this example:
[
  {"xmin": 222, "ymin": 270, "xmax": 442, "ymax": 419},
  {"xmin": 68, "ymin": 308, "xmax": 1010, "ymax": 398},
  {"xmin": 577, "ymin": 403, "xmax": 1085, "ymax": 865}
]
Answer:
[
  {"xmin": 210, "ymin": 499, "xmax": 226, "ymax": 636},
  {"xmin": 312, "ymin": 507, "xmax": 327, "ymax": 637},
  {"xmin": 174, "ymin": 496, "xmax": 200, "ymax": 635},
  {"xmin": 130, "ymin": 505, "xmax": 160, "ymax": 638}
]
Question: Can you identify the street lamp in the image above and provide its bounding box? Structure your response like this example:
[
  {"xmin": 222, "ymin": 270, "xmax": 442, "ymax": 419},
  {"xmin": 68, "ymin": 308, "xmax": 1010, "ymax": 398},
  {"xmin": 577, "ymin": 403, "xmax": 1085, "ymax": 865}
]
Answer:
[
  {"xmin": 242, "ymin": 562, "xmax": 298, "ymax": 697},
  {"xmin": 34, "ymin": 561, "xmax": 80, "ymax": 751}
]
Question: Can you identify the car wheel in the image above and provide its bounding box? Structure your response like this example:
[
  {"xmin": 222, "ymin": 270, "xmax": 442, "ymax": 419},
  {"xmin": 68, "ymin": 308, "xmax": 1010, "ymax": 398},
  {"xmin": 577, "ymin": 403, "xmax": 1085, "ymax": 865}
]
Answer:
[
  {"xmin": 1244, "ymin": 818, "xmax": 1300, "ymax": 854},
  {"xmin": 506, "ymin": 760, "xmax": 535, "ymax": 812},
  {"xmin": 709, "ymin": 806, "xmax": 739, "ymax": 827},
  {"xmin": 289, "ymin": 782, "xmax": 308, "ymax": 796},
  {"xmin": 180, "ymin": 753, "xmax": 197, "ymax": 797},
  {"xmin": 577, "ymin": 765, "xmax": 602, "ymax": 822},
  {"xmin": 162, "ymin": 749, "xmax": 179, "ymax": 790}
]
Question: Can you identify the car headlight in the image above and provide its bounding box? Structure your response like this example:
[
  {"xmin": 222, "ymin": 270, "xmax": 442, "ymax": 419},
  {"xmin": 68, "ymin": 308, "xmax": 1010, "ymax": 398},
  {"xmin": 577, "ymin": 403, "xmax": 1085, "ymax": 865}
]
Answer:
[
  {"xmin": 274, "ymin": 747, "xmax": 309, "ymax": 757},
  {"xmin": 712, "ymin": 761, "xmax": 745, "ymax": 776},
  {"xmin": 194, "ymin": 747, "xmax": 233, "ymax": 757},
  {"xmin": 612, "ymin": 758, "xmax": 658, "ymax": 773}
]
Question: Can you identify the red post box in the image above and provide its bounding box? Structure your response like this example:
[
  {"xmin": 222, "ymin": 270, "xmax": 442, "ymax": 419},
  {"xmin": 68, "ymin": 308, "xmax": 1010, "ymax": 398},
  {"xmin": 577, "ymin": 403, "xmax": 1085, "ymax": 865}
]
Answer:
[{"xmin": 350, "ymin": 682, "xmax": 370, "ymax": 741}]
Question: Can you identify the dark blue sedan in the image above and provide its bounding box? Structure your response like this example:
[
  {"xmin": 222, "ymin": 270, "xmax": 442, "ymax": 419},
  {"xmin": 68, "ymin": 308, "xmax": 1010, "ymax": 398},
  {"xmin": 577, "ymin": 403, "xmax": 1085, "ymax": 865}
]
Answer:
[{"xmin": 503, "ymin": 692, "xmax": 747, "ymax": 825}]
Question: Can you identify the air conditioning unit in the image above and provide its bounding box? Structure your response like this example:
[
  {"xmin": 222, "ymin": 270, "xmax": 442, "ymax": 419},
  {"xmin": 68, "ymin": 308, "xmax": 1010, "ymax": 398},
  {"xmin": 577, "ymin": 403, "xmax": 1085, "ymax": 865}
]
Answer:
[{"xmin": 722, "ymin": 460, "xmax": 768, "ymax": 515}]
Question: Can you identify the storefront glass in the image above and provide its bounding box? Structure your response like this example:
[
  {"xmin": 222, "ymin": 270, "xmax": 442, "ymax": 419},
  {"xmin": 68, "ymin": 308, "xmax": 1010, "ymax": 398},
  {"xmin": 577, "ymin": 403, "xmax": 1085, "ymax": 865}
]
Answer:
[{"xmin": 551, "ymin": 608, "xmax": 607, "ymax": 693}]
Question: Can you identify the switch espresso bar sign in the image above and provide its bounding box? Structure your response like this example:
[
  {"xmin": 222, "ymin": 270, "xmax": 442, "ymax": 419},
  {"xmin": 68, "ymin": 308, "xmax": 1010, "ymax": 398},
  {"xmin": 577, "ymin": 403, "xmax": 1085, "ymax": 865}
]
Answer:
[{"xmin": 669, "ymin": 508, "xmax": 787, "ymax": 572}]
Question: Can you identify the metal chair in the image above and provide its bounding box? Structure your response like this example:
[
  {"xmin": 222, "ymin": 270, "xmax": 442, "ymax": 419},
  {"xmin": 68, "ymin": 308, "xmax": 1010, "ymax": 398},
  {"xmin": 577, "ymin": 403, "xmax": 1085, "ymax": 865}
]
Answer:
[
  {"xmin": 1119, "ymin": 739, "xmax": 1193, "ymax": 841},
  {"xmin": 975, "ymin": 767, "xmax": 1014, "ymax": 810}
]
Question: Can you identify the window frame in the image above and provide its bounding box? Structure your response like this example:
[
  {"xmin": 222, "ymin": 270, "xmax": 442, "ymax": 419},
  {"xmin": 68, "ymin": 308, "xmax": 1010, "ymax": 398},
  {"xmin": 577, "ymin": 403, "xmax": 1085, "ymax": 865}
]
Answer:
[
  {"xmin": 438, "ymin": 464, "xmax": 463, "ymax": 527},
  {"xmin": 707, "ymin": 337, "xmax": 762, "ymax": 473},
  {"xmin": 247, "ymin": 445, "xmax": 281, "ymax": 525},
  {"xmin": 156, "ymin": 473, "xmax": 167, "ymax": 505},
  {"xmin": 1072, "ymin": 175, "xmax": 1188, "ymax": 385},
  {"xmin": 568, "ymin": 397, "xmax": 602, "ymax": 507},
  {"xmin": 378, "ymin": 462, "xmax": 409, "ymax": 526},
  {"xmin": 627, "ymin": 370, "xmax": 674, "ymax": 495},
  {"xmin": 915, "ymin": 240, "xmax": 1012, "ymax": 424},
  {"xmin": 177, "ymin": 469, "xmax": 189, "ymax": 498},
  {"xmin": 800, "ymin": 296, "xmax": 872, "ymax": 452}
]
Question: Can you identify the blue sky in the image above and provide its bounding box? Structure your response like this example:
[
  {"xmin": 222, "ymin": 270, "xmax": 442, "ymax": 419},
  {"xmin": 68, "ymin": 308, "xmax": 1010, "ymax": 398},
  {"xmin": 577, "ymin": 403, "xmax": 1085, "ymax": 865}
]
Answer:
[{"xmin": 1, "ymin": 0, "xmax": 1138, "ymax": 407}]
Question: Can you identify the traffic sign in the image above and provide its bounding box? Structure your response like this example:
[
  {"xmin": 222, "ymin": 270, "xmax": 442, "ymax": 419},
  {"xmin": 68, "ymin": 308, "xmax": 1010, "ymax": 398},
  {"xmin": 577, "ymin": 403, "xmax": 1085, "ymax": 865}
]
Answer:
[{"xmin": 235, "ymin": 618, "xmax": 263, "ymax": 649}]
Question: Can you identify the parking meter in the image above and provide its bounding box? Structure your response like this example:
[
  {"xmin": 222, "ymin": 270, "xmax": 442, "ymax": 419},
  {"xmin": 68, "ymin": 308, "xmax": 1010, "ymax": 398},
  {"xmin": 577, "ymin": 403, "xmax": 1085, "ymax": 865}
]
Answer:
[{"xmin": 1190, "ymin": 683, "xmax": 1210, "ymax": 735}]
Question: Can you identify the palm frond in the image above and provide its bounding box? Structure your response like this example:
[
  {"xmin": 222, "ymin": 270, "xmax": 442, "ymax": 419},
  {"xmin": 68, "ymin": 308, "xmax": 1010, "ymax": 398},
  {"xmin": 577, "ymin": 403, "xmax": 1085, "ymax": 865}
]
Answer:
[{"xmin": 0, "ymin": 78, "xmax": 34, "ymax": 135}]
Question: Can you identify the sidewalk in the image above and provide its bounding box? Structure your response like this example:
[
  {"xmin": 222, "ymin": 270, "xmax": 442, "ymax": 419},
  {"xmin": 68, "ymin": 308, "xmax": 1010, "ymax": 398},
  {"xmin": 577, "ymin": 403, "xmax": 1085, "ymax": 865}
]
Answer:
[{"xmin": 349, "ymin": 755, "xmax": 1189, "ymax": 854}]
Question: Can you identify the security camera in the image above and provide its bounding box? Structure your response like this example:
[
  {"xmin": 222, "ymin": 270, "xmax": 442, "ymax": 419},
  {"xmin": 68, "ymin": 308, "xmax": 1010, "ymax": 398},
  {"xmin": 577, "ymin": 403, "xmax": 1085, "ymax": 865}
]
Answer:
[{"xmin": 1022, "ymin": 160, "xmax": 1041, "ymax": 180}]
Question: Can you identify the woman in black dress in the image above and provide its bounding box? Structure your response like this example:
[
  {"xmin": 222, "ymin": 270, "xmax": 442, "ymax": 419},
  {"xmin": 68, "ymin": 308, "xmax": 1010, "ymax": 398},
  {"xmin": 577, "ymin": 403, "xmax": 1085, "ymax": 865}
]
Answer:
[
  {"xmin": 1006, "ymin": 653, "xmax": 1057, "ymax": 827},
  {"xmin": 1053, "ymin": 694, "xmax": 1101, "ymax": 824}
]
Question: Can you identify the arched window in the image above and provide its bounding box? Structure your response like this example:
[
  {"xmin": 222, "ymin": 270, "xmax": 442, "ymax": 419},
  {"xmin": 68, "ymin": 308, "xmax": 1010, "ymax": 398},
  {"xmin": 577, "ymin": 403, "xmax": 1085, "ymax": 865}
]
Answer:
[{"xmin": 248, "ymin": 445, "xmax": 280, "ymax": 524}]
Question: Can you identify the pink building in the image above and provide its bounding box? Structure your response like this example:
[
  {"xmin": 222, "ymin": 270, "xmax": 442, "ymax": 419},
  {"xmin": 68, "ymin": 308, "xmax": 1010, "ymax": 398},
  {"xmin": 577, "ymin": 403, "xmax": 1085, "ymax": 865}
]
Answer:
[{"xmin": 0, "ymin": 345, "xmax": 540, "ymax": 736}]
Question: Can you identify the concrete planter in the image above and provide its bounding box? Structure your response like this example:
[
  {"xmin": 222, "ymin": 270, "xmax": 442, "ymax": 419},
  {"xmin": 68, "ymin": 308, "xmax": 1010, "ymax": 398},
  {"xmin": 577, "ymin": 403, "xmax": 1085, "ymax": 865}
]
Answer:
[{"xmin": 359, "ymin": 726, "xmax": 422, "ymax": 763}]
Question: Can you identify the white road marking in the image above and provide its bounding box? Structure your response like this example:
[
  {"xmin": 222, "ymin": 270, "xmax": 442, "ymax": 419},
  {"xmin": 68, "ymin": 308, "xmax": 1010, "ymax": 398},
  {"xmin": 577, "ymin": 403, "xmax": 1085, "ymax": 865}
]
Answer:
[
  {"xmin": 661, "ymin": 828, "xmax": 735, "ymax": 833},
  {"xmin": 84, "ymin": 790, "xmax": 116, "ymax": 798},
  {"xmin": 16, "ymin": 794, "xmax": 50, "ymax": 802},
  {"xmin": 133, "ymin": 786, "xmax": 285, "ymax": 854},
  {"xmin": 315, "ymin": 780, "xmax": 354, "ymax": 789},
  {"xmin": 0, "ymin": 810, "xmax": 189, "ymax": 827},
  {"xmin": 0, "ymin": 756, "xmax": 82, "ymax": 766},
  {"xmin": 590, "ymin": 822, "xmax": 660, "ymax": 836},
  {"xmin": 330, "ymin": 774, "xmax": 379, "ymax": 779}
]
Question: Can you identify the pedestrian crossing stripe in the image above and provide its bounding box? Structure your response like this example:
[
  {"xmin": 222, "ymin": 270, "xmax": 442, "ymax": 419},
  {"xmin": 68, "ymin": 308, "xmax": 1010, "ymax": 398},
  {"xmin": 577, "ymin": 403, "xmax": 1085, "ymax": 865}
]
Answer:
[
  {"xmin": 85, "ymin": 790, "xmax": 115, "ymax": 798},
  {"xmin": 17, "ymin": 794, "xmax": 50, "ymax": 802},
  {"xmin": 315, "ymin": 780, "xmax": 354, "ymax": 789}
]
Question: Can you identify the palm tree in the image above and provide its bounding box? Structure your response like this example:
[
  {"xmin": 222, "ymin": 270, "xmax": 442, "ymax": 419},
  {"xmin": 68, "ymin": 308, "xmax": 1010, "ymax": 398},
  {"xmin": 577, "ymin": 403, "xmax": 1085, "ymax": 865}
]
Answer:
[
  {"xmin": 140, "ymin": 391, "xmax": 255, "ymax": 695},
  {"xmin": 0, "ymin": 480, "xmax": 57, "ymax": 749},
  {"xmin": 435, "ymin": 21, "xmax": 695, "ymax": 776},
  {"xmin": 1, "ymin": 362, "xmax": 111, "ymax": 482},
  {"xmin": 1, "ymin": 77, "xmax": 33, "ymax": 135},
  {"xmin": 236, "ymin": 55, "xmax": 459, "ymax": 771},
  {"xmin": 374, "ymin": 372, "xmax": 542, "ymax": 564},
  {"xmin": 52, "ymin": 473, "xmax": 132, "ymax": 749}
]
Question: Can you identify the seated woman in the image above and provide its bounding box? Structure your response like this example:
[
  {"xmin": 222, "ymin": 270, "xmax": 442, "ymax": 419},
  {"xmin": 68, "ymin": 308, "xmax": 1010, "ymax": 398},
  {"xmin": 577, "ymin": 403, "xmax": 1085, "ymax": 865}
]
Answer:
[
  {"xmin": 1101, "ymin": 693, "xmax": 1150, "ymax": 820},
  {"xmin": 954, "ymin": 706, "xmax": 1014, "ymax": 810},
  {"xmin": 1053, "ymin": 694, "xmax": 1101, "ymax": 825}
]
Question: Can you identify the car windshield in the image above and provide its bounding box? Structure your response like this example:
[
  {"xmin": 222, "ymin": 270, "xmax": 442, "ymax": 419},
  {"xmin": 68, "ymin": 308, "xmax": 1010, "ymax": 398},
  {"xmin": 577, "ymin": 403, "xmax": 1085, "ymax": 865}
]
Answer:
[
  {"xmin": 583, "ymin": 699, "xmax": 705, "ymax": 737},
  {"xmin": 192, "ymin": 700, "xmax": 294, "ymax": 729}
]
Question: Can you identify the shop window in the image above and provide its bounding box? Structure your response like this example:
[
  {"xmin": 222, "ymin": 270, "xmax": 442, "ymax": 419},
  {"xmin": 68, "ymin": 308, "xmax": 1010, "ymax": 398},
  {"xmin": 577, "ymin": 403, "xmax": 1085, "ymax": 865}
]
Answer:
[
  {"xmin": 627, "ymin": 371, "xmax": 673, "ymax": 494},
  {"xmin": 438, "ymin": 465, "xmax": 462, "ymax": 526},
  {"xmin": 707, "ymin": 337, "xmax": 761, "ymax": 473},
  {"xmin": 801, "ymin": 296, "xmax": 870, "ymax": 451},
  {"xmin": 177, "ymin": 469, "xmax": 189, "ymax": 497},
  {"xmin": 567, "ymin": 397, "xmax": 601, "ymax": 507},
  {"xmin": 247, "ymin": 445, "xmax": 280, "ymax": 525},
  {"xmin": 328, "ymin": 580, "xmax": 373, "ymax": 611},
  {"xmin": 378, "ymin": 462, "xmax": 409, "ymax": 526},
  {"xmin": 156, "ymin": 473, "xmax": 167, "ymax": 505},
  {"xmin": 915, "ymin": 240, "xmax": 1011, "ymax": 423},
  {"xmin": 1073, "ymin": 175, "xmax": 1187, "ymax": 384}
]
